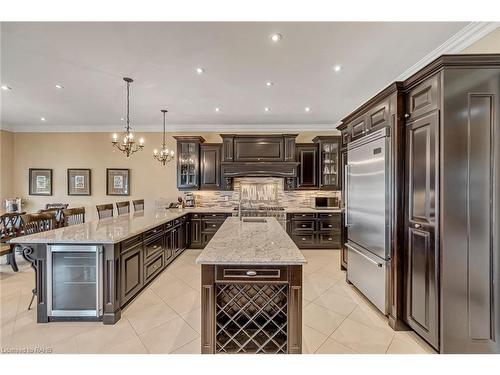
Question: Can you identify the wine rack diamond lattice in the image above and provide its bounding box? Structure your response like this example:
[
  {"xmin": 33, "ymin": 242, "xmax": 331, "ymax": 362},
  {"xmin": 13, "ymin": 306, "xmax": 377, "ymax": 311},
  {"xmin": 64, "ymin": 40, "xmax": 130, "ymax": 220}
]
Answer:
[{"xmin": 215, "ymin": 283, "xmax": 288, "ymax": 354}]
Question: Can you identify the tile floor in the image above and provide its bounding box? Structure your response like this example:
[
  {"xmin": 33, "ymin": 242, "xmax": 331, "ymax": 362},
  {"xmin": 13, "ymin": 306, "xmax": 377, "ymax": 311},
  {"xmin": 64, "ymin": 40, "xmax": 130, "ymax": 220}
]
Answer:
[{"xmin": 0, "ymin": 249, "xmax": 435, "ymax": 354}]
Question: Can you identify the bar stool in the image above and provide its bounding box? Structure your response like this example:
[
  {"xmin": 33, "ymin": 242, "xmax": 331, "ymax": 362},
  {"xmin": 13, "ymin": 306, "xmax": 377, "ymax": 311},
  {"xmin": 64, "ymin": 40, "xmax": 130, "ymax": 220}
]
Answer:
[
  {"xmin": 61, "ymin": 207, "xmax": 85, "ymax": 226},
  {"xmin": 132, "ymin": 199, "xmax": 144, "ymax": 212},
  {"xmin": 96, "ymin": 204, "xmax": 114, "ymax": 219},
  {"xmin": 116, "ymin": 201, "xmax": 130, "ymax": 215}
]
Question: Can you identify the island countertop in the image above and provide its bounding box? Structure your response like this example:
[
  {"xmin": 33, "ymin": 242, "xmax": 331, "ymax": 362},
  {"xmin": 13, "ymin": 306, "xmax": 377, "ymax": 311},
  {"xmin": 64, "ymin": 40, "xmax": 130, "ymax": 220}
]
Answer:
[
  {"xmin": 196, "ymin": 217, "xmax": 306, "ymax": 265},
  {"xmin": 9, "ymin": 209, "xmax": 193, "ymax": 245}
]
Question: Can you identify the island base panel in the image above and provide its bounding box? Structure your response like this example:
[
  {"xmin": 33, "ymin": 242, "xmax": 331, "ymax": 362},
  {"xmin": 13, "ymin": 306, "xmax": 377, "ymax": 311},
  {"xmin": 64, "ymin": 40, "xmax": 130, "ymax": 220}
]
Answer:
[{"xmin": 201, "ymin": 264, "xmax": 302, "ymax": 354}]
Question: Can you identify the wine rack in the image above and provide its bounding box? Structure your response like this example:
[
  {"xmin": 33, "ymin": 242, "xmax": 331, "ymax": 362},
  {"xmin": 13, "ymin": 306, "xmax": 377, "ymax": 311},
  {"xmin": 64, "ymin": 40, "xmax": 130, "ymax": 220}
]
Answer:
[{"xmin": 215, "ymin": 283, "xmax": 288, "ymax": 354}]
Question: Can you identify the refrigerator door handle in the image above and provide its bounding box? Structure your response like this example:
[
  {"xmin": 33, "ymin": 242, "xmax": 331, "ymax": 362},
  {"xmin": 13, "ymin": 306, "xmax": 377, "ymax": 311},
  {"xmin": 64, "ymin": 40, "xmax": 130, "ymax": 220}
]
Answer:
[
  {"xmin": 344, "ymin": 164, "xmax": 352, "ymax": 227},
  {"xmin": 346, "ymin": 243, "xmax": 383, "ymax": 267}
]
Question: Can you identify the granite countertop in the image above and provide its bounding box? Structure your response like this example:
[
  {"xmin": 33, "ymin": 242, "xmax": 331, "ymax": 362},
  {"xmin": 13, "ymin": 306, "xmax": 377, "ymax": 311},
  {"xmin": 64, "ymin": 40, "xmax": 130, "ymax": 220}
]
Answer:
[
  {"xmin": 10, "ymin": 209, "xmax": 191, "ymax": 245},
  {"xmin": 9, "ymin": 205, "xmax": 341, "ymax": 245},
  {"xmin": 196, "ymin": 217, "xmax": 306, "ymax": 265}
]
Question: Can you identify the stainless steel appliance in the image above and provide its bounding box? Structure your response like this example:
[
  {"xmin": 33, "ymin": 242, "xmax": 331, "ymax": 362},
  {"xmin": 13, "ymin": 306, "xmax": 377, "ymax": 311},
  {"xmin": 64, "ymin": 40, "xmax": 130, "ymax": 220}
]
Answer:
[
  {"xmin": 313, "ymin": 196, "xmax": 340, "ymax": 210},
  {"xmin": 47, "ymin": 245, "xmax": 103, "ymax": 318},
  {"xmin": 345, "ymin": 127, "xmax": 391, "ymax": 314}
]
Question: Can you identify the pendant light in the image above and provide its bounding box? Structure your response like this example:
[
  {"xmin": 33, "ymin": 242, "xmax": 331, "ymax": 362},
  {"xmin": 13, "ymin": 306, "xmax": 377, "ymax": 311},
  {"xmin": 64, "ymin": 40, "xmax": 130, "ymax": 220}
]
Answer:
[
  {"xmin": 153, "ymin": 109, "xmax": 175, "ymax": 165},
  {"xmin": 111, "ymin": 77, "xmax": 144, "ymax": 157}
]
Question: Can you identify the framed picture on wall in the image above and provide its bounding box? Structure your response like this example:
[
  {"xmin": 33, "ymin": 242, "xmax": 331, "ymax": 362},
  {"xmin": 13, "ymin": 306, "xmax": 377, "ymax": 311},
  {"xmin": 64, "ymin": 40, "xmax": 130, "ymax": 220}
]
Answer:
[
  {"xmin": 106, "ymin": 168, "xmax": 130, "ymax": 196},
  {"xmin": 67, "ymin": 168, "xmax": 91, "ymax": 196},
  {"xmin": 29, "ymin": 168, "xmax": 53, "ymax": 196}
]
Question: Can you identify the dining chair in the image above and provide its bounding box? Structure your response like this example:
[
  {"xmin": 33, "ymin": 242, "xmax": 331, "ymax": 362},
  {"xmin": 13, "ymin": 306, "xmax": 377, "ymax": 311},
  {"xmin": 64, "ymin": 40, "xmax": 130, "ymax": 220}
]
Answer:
[
  {"xmin": 38, "ymin": 207, "xmax": 64, "ymax": 227},
  {"xmin": 19, "ymin": 212, "xmax": 57, "ymax": 310},
  {"xmin": 0, "ymin": 213, "xmax": 22, "ymax": 272},
  {"xmin": 61, "ymin": 207, "xmax": 85, "ymax": 226},
  {"xmin": 96, "ymin": 204, "xmax": 114, "ymax": 219},
  {"xmin": 116, "ymin": 201, "xmax": 130, "ymax": 215},
  {"xmin": 132, "ymin": 199, "xmax": 144, "ymax": 212}
]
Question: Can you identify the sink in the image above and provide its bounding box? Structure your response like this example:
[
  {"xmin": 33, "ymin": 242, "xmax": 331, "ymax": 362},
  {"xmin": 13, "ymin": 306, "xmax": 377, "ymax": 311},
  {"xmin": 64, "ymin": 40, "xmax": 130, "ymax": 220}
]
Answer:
[{"xmin": 242, "ymin": 218, "xmax": 267, "ymax": 223}]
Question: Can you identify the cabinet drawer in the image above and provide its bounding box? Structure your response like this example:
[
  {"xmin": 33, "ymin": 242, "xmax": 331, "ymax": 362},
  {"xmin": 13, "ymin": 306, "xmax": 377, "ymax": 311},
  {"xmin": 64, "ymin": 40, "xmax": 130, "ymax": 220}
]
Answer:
[
  {"xmin": 318, "ymin": 220, "xmax": 341, "ymax": 231},
  {"xmin": 291, "ymin": 213, "xmax": 316, "ymax": 220},
  {"xmin": 291, "ymin": 220, "xmax": 316, "ymax": 232},
  {"xmin": 165, "ymin": 221, "xmax": 173, "ymax": 230},
  {"xmin": 318, "ymin": 233, "xmax": 341, "ymax": 247},
  {"xmin": 121, "ymin": 235, "xmax": 142, "ymax": 252},
  {"xmin": 291, "ymin": 234, "xmax": 316, "ymax": 246},
  {"xmin": 366, "ymin": 99, "xmax": 390, "ymax": 131},
  {"xmin": 144, "ymin": 234, "xmax": 164, "ymax": 260},
  {"xmin": 202, "ymin": 213, "xmax": 227, "ymax": 220},
  {"xmin": 203, "ymin": 220, "xmax": 224, "ymax": 232},
  {"xmin": 318, "ymin": 213, "xmax": 340, "ymax": 219},
  {"xmin": 144, "ymin": 225, "xmax": 164, "ymax": 241},
  {"xmin": 406, "ymin": 74, "xmax": 439, "ymax": 120},
  {"xmin": 216, "ymin": 265, "xmax": 288, "ymax": 283},
  {"xmin": 144, "ymin": 253, "xmax": 164, "ymax": 282}
]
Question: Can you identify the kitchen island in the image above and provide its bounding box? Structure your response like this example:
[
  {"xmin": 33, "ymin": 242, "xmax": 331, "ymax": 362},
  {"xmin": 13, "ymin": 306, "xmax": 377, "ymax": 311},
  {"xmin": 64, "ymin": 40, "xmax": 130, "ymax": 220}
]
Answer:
[{"xmin": 196, "ymin": 217, "xmax": 306, "ymax": 354}]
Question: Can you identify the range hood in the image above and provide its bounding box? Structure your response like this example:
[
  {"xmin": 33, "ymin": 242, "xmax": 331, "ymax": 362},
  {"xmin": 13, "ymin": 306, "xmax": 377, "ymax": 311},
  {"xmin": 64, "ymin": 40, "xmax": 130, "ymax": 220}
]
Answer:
[{"xmin": 221, "ymin": 161, "xmax": 299, "ymax": 178}]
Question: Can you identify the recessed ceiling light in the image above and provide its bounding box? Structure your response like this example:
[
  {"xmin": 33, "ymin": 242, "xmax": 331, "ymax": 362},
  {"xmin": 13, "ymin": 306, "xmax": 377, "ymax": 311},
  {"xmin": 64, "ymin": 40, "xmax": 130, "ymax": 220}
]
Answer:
[
  {"xmin": 40, "ymin": 117, "xmax": 46, "ymax": 122},
  {"xmin": 215, "ymin": 107, "xmax": 221, "ymax": 112},
  {"xmin": 333, "ymin": 65, "xmax": 342, "ymax": 72},
  {"xmin": 55, "ymin": 84, "xmax": 64, "ymax": 89},
  {"xmin": 196, "ymin": 67, "xmax": 205, "ymax": 74},
  {"xmin": 270, "ymin": 33, "xmax": 282, "ymax": 43},
  {"xmin": 305, "ymin": 107, "xmax": 311, "ymax": 112},
  {"xmin": 1, "ymin": 85, "xmax": 12, "ymax": 91},
  {"xmin": 266, "ymin": 81, "xmax": 274, "ymax": 87},
  {"xmin": 264, "ymin": 107, "xmax": 270, "ymax": 112}
]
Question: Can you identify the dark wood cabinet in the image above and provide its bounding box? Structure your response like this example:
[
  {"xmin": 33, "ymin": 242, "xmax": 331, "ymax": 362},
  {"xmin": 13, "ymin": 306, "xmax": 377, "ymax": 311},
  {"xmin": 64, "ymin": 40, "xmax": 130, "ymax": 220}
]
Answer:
[
  {"xmin": 313, "ymin": 136, "xmax": 341, "ymax": 190},
  {"xmin": 200, "ymin": 144, "xmax": 221, "ymax": 190},
  {"xmin": 340, "ymin": 148, "xmax": 348, "ymax": 270},
  {"xmin": 175, "ymin": 136, "xmax": 205, "ymax": 190},
  {"xmin": 296, "ymin": 144, "xmax": 318, "ymax": 189},
  {"xmin": 283, "ymin": 134, "xmax": 297, "ymax": 162},
  {"xmin": 221, "ymin": 135, "xmax": 235, "ymax": 162},
  {"xmin": 120, "ymin": 243, "xmax": 144, "ymax": 305},
  {"xmin": 233, "ymin": 136, "xmax": 284, "ymax": 162},
  {"xmin": 405, "ymin": 108, "xmax": 440, "ymax": 350},
  {"xmin": 286, "ymin": 212, "xmax": 341, "ymax": 249},
  {"xmin": 190, "ymin": 214, "xmax": 203, "ymax": 248}
]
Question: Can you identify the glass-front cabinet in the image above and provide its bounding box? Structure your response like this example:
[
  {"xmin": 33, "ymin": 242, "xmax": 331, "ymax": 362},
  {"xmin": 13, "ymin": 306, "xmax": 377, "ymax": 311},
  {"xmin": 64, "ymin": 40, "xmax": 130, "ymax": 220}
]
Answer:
[
  {"xmin": 313, "ymin": 136, "xmax": 341, "ymax": 190},
  {"xmin": 175, "ymin": 136, "xmax": 205, "ymax": 190}
]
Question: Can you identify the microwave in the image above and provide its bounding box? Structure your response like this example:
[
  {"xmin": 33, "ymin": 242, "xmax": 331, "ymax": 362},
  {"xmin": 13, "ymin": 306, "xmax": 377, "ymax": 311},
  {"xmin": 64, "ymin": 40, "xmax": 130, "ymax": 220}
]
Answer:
[{"xmin": 313, "ymin": 196, "xmax": 340, "ymax": 209}]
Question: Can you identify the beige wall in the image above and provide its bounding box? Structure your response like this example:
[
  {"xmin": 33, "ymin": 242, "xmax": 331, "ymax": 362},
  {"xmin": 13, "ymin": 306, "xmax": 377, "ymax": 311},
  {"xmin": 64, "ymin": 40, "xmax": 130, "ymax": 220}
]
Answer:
[
  {"xmin": 5, "ymin": 130, "xmax": 337, "ymax": 220},
  {"xmin": 461, "ymin": 27, "xmax": 500, "ymax": 53},
  {"xmin": 0, "ymin": 130, "xmax": 15, "ymax": 203}
]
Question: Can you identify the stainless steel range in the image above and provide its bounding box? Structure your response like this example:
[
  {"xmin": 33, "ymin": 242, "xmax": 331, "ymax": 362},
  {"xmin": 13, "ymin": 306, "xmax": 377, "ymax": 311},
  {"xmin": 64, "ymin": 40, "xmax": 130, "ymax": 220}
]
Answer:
[{"xmin": 233, "ymin": 206, "xmax": 286, "ymax": 228}]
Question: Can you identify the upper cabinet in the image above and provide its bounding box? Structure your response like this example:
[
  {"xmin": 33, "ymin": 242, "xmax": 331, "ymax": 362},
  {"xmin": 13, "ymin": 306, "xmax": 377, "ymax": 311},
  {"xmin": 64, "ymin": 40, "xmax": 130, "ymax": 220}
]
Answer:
[
  {"xmin": 313, "ymin": 136, "xmax": 341, "ymax": 190},
  {"xmin": 175, "ymin": 136, "xmax": 205, "ymax": 190},
  {"xmin": 200, "ymin": 143, "xmax": 222, "ymax": 190},
  {"xmin": 296, "ymin": 144, "xmax": 318, "ymax": 189},
  {"xmin": 221, "ymin": 134, "xmax": 297, "ymax": 162}
]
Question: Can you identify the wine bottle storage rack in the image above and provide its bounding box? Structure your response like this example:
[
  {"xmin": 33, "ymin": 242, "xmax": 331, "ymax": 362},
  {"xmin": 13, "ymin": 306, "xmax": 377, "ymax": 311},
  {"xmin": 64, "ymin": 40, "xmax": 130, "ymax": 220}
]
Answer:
[{"xmin": 215, "ymin": 283, "xmax": 288, "ymax": 354}]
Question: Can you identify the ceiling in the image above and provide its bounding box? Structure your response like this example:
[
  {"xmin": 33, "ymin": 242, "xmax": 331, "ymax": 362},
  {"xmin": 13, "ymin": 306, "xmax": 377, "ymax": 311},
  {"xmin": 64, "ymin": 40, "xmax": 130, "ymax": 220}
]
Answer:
[{"xmin": 0, "ymin": 22, "xmax": 475, "ymax": 132}]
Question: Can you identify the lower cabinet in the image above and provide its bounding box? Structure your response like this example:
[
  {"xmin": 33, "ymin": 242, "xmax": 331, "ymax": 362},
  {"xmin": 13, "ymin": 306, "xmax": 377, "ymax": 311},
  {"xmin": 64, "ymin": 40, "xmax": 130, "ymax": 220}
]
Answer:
[
  {"xmin": 190, "ymin": 215, "xmax": 203, "ymax": 248},
  {"xmin": 287, "ymin": 213, "xmax": 341, "ymax": 249},
  {"xmin": 120, "ymin": 243, "xmax": 144, "ymax": 305}
]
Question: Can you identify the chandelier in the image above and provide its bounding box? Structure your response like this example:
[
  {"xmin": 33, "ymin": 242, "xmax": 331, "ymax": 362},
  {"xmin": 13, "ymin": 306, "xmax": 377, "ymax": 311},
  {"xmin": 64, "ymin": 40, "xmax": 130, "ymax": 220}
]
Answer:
[
  {"xmin": 153, "ymin": 109, "xmax": 175, "ymax": 165},
  {"xmin": 112, "ymin": 77, "xmax": 144, "ymax": 157}
]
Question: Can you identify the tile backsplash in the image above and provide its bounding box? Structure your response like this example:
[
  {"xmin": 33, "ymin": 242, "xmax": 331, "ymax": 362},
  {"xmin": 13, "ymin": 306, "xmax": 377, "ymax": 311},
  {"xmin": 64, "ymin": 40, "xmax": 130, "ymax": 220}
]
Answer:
[{"xmin": 185, "ymin": 177, "xmax": 341, "ymax": 208}]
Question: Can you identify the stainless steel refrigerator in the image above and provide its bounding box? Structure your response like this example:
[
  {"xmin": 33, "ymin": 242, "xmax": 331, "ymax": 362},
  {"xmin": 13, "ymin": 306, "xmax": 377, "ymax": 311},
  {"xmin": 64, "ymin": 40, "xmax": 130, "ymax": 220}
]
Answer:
[{"xmin": 345, "ymin": 127, "xmax": 391, "ymax": 314}]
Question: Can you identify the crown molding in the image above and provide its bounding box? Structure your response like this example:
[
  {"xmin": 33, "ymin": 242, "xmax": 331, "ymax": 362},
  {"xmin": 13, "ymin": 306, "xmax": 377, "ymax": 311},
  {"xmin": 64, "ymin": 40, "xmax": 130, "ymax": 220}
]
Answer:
[
  {"xmin": 394, "ymin": 22, "xmax": 500, "ymax": 82},
  {"xmin": 1, "ymin": 122, "xmax": 341, "ymax": 133}
]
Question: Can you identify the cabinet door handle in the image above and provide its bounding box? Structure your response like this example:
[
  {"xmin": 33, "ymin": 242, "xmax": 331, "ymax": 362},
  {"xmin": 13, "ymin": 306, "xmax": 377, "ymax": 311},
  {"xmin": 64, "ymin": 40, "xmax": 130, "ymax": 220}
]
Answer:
[
  {"xmin": 414, "ymin": 223, "xmax": 421, "ymax": 229},
  {"xmin": 246, "ymin": 270, "xmax": 257, "ymax": 276},
  {"xmin": 404, "ymin": 113, "xmax": 410, "ymax": 118},
  {"xmin": 328, "ymin": 224, "xmax": 332, "ymax": 228},
  {"xmin": 328, "ymin": 237, "xmax": 333, "ymax": 240},
  {"xmin": 301, "ymin": 224, "xmax": 306, "ymax": 227},
  {"xmin": 302, "ymin": 238, "xmax": 306, "ymax": 241}
]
